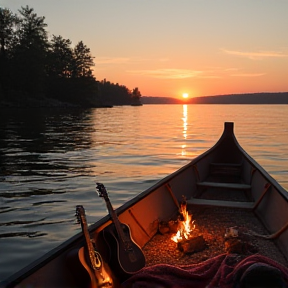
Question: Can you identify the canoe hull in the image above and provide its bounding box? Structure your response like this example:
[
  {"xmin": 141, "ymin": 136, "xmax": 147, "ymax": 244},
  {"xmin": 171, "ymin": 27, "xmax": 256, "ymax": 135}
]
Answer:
[{"xmin": 2, "ymin": 122, "xmax": 288, "ymax": 288}]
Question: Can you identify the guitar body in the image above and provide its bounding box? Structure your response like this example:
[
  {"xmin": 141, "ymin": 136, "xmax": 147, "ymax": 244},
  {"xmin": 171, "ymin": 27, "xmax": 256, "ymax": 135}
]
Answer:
[
  {"xmin": 78, "ymin": 247, "xmax": 100, "ymax": 288},
  {"xmin": 73, "ymin": 205, "xmax": 118, "ymax": 288},
  {"xmin": 78, "ymin": 247, "xmax": 120, "ymax": 288},
  {"xmin": 96, "ymin": 183, "xmax": 146, "ymax": 282},
  {"xmin": 102, "ymin": 223, "xmax": 146, "ymax": 278},
  {"xmin": 68, "ymin": 247, "xmax": 119, "ymax": 288}
]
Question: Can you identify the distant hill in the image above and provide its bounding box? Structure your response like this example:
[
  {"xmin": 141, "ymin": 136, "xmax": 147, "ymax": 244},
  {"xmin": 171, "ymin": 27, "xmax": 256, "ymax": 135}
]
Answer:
[{"xmin": 142, "ymin": 92, "xmax": 288, "ymax": 104}]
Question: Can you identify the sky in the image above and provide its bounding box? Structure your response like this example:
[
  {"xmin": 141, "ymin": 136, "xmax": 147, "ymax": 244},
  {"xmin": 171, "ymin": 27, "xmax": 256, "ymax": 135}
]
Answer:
[{"xmin": 1, "ymin": 0, "xmax": 288, "ymax": 98}]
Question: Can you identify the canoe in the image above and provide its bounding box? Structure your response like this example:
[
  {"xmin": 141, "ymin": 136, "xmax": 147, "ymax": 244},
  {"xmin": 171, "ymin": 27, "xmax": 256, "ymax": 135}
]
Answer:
[{"xmin": 1, "ymin": 122, "xmax": 288, "ymax": 288}]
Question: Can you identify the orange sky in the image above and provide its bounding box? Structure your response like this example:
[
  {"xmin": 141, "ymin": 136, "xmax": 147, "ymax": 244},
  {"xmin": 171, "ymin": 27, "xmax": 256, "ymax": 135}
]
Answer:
[{"xmin": 4, "ymin": 0, "xmax": 288, "ymax": 98}]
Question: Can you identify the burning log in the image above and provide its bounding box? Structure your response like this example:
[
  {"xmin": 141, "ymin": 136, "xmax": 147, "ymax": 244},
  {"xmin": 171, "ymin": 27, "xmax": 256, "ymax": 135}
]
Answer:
[
  {"xmin": 171, "ymin": 200, "xmax": 196, "ymax": 242},
  {"xmin": 168, "ymin": 199, "xmax": 207, "ymax": 254},
  {"xmin": 177, "ymin": 235, "xmax": 207, "ymax": 254},
  {"xmin": 159, "ymin": 198, "xmax": 195, "ymax": 236}
]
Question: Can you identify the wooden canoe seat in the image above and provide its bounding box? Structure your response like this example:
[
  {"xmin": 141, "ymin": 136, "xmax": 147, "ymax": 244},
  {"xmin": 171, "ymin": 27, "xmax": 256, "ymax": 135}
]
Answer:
[
  {"xmin": 196, "ymin": 181, "xmax": 251, "ymax": 190},
  {"xmin": 187, "ymin": 198, "xmax": 254, "ymax": 209},
  {"xmin": 194, "ymin": 162, "xmax": 252, "ymax": 199}
]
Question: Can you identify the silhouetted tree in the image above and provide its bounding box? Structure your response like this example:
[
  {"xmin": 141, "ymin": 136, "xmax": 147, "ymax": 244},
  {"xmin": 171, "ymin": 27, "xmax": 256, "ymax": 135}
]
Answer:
[
  {"xmin": 0, "ymin": 8, "xmax": 18, "ymax": 91},
  {"xmin": 72, "ymin": 41, "xmax": 94, "ymax": 78},
  {"xmin": 47, "ymin": 35, "xmax": 74, "ymax": 78},
  {"xmin": 46, "ymin": 37, "xmax": 98, "ymax": 106},
  {"xmin": 131, "ymin": 87, "xmax": 142, "ymax": 105},
  {"xmin": 98, "ymin": 79, "xmax": 139, "ymax": 105},
  {"xmin": 0, "ymin": 5, "xmax": 141, "ymax": 107},
  {"xmin": 0, "ymin": 8, "xmax": 17, "ymax": 56},
  {"xmin": 11, "ymin": 5, "xmax": 49, "ymax": 94}
]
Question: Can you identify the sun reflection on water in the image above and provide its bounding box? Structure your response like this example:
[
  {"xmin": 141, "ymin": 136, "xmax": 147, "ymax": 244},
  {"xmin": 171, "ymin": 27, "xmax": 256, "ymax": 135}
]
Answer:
[{"xmin": 182, "ymin": 105, "xmax": 188, "ymax": 156}]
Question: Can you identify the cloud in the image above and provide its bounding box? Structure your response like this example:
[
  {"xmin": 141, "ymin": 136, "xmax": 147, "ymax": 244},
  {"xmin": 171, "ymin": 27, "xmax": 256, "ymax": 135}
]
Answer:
[
  {"xmin": 198, "ymin": 75, "xmax": 222, "ymax": 79},
  {"xmin": 221, "ymin": 49, "xmax": 288, "ymax": 60},
  {"xmin": 231, "ymin": 73, "xmax": 266, "ymax": 77},
  {"xmin": 96, "ymin": 56, "xmax": 170, "ymax": 65},
  {"xmin": 128, "ymin": 66, "xmax": 265, "ymax": 79},
  {"xmin": 128, "ymin": 68, "xmax": 203, "ymax": 79},
  {"xmin": 207, "ymin": 66, "xmax": 265, "ymax": 78}
]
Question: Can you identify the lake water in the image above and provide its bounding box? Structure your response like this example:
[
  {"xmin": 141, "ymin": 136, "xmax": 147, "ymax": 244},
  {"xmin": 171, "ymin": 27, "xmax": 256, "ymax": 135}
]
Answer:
[{"xmin": 0, "ymin": 104, "xmax": 288, "ymax": 281}]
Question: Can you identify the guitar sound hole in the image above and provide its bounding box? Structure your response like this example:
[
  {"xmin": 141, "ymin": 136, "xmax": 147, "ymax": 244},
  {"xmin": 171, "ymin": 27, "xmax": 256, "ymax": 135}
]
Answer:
[{"xmin": 94, "ymin": 251, "xmax": 102, "ymax": 269}]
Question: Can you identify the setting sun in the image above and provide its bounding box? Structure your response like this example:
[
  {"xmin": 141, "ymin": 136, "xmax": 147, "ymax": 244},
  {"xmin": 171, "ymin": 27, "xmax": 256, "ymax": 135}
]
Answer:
[{"xmin": 182, "ymin": 93, "xmax": 189, "ymax": 98}]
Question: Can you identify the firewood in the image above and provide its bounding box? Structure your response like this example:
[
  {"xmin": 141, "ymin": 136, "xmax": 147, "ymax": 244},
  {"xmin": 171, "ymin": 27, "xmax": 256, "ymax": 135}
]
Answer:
[{"xmin": 177, "ymin": 235, "xmax": 207, "ymax": 254}]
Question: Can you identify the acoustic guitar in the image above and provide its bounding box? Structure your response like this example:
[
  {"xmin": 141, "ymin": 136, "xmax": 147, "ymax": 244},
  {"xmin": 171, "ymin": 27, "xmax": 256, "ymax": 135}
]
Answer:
[
  {"xmin": 96, "ymin": 183, "xmax": 145, "ymax": 279},
  {"xmin": 75, "ymin": 205, "xmax": 115, "ymax": 288}
]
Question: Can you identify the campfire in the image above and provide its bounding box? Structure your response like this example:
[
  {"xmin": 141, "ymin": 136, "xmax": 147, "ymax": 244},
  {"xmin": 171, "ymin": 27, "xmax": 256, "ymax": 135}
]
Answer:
[
  {"xmin": 170, "ymin": 199, "xmax": 206, "ymax": 254},
  {"xmin": 171, "ymin": 201, "xmax": 196, "ymax": 243}
]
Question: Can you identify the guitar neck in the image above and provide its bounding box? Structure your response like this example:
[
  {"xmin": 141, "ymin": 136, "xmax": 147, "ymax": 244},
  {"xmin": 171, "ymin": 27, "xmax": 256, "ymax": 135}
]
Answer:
[
  {"xmin": 104, "ymin": 199, "xmax": 127, "ymax": 243},
  {"xmin": 78, "ymin": 209, "xmax": 99, "ymax": 271}
]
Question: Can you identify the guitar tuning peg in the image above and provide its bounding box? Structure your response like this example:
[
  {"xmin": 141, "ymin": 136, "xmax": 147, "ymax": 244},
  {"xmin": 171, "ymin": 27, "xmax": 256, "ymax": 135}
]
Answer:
[
  {"xmin": 75, "ymin": 207, "xmax": 81, "ymax": 222},
  {"xmin": 95, "ymin": 183, "xmax": 102, "ymax": 194}
]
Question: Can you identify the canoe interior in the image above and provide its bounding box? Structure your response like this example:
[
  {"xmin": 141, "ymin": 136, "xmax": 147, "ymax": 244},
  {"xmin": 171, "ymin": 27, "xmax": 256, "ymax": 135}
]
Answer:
[
  {"xmin": 143, "ymin": 206, "xmax": 288, "ymax": 268},
  {"xmin": 2, "ymin": 122, "xmax": 288, "ymax": 288}
]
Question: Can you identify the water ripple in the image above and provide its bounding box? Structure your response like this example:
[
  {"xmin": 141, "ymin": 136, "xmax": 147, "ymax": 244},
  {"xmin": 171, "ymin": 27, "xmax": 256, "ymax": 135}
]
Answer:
[
  {"xmin": 0, "ymin": 105, "xmax": 287, "ymax": 281},
  {"xmin": 0, "ymin": 232, "xmax": 47, "ymax": 238}
]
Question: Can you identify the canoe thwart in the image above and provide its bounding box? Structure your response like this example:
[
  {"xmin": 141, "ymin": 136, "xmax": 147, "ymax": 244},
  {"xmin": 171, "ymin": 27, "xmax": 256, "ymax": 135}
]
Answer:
[
  {"xmin": 187, "ymin": 198, "xmax": 254, "ymax": 209},
  {"xmin": 197, "ymin": 181, "xmax": 251, "ymax": 190}
]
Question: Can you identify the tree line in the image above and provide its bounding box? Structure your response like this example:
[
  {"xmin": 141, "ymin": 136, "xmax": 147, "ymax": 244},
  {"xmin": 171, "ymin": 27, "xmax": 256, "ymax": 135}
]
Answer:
[{"xmin": 0, "ymin": 6, "xmax": 142, "ymax": 107}]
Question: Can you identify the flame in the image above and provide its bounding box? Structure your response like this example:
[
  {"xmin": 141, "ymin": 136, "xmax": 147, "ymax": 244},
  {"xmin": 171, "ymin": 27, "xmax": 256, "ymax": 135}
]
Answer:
[{"xmin": 171, "ymin": 202, "xmax": 196, "ymax": 243}]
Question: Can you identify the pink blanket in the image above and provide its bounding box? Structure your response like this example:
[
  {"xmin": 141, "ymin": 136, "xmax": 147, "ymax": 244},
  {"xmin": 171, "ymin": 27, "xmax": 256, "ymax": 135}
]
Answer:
[{"xmin": 122, "ymin": 254, "xmax": 288, "ymax": 288}]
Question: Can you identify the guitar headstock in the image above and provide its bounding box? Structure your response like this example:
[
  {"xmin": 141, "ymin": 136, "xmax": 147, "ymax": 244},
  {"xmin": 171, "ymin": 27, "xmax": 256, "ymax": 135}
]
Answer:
[
  {"xmin": 96, "ymin": 182, "xmax": 109, "ymax": 200},
  {"xmin": 75, "ymin": 205, "xmax": 85, "ymax": 223}
]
